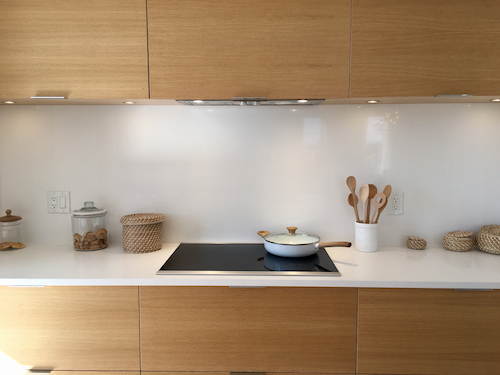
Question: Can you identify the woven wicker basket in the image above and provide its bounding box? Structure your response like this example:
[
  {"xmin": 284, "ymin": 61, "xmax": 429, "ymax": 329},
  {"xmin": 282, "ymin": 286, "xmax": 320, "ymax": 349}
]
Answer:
[
  {"xmin": 407, "ymin": 236, "xmax": 427, "ymax": 250},
  {"xmin": 477, "ymin": 225, "xmax": 500, "ymax": 255},
  {"xmin": 443, "ymin": 231, "xmax": 474, "ymax": 252},
  {"xmin": 120, "ymin": 213, "xmax": 165, "ymax": 254}
]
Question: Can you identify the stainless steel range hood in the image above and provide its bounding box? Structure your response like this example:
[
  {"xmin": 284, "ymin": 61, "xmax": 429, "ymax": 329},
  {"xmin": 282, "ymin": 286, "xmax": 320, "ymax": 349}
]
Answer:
[{"xmin": 176, "ymin": 97, "xmax": 325, "ymax": 106}]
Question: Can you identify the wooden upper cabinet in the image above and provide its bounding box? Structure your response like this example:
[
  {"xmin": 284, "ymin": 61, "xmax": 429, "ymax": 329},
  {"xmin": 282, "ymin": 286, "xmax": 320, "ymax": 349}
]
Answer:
[
  {"xmin": 358, "ymin": 288, "xmax": 500, "ymax": 375},
  {"xmin": 147, "ymin": 0, "xmax": 351, "ymax": 100},
  {"xmin": 0, "ymin": 286, "xmax": 140, "ymax": 371},
  {"xmin": 350, "ymin": 0, "xmax": 500, "ymax": 98},
  {"xmin": 0, "ymin": 0, "xmax": 149, "ymax": 99},
  {"xmin": 140, "ymin": 286, "xmax": 357, "ymax": 373}
]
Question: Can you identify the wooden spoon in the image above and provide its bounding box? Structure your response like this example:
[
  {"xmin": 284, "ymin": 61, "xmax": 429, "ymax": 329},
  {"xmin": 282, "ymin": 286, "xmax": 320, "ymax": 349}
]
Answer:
[
  {"xmin": 359, "ymin": 184, "xmax": 370, "ymax": 223},
  {"xmin": 348, "ymin": 193, "xmax": 360, "ymax": 222},
  {"xmin": 370, "ymin": 192, "xmax": 387, "ymax": 224},
  {"xmin": 346, "ymin": 176, "xmax": 360, "ymax": 222},
  {"xmin": 374, "ymin": 184, "xmax": 392, "ymax": 223},
  {"xmin": 366, "ymin": 184, "xmax": 378, "ymax": 221}
]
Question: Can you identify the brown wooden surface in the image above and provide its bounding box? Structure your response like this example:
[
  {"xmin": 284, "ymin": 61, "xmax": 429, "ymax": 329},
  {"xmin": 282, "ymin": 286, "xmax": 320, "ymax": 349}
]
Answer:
[
  {"xmin": 140, "ymin": 286, "xmax": 357, "ymax": 373},
  {"xmin": 148, "ymin": 0, "xmax": 351, "ymax": 100},
  {"xmin": 52, "ymin": 373, "xmax": 139, "ymax": 375},
  {"xmin": 141, "ymin": 373, "xmax": 355, "ymax": 375},
  {"xmin": 358, "ymin": 288, "xmax": 500, "ymax": 375},
  {"xmin": 0, "ymin": 0, "xmax": 149, "ymax": 99},
  {"xmin": 351, "ymin": 0, "xmax": 500, "ymax": 98},
  {"xmin": 0, "ymin": 286, "xmax": 140, "ymax": 371}
]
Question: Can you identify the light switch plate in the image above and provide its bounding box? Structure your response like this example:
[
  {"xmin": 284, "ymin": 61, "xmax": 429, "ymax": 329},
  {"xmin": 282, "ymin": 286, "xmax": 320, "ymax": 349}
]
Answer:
[{"xmin": 47, "ymin": 191, "xmax": 71, "ymax": 213}]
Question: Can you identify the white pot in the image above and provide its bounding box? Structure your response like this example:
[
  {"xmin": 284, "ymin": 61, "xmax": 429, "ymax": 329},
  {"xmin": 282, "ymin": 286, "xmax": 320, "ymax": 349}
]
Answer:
[{"xmin": 257, "ymin": 227, "xmax": 351, "ymax": 258}]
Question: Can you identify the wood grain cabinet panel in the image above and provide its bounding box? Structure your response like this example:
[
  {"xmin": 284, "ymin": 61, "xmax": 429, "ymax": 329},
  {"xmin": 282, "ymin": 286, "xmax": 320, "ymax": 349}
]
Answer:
[
  {"xmin": 52, "ymin": 373, "xmax": 139, "ymax": 375},
  {"xmin": 0, "ymin": 286, "xmax": 140, "ymax": 371},
  {"xmin": 358, "ymin": 288, "xmax": 500, "ymax": 375},
  {"xmin": 0, "ymin": 0, "xmax": 149, "ymax": 99},
  {"xmin": 350, "ymin": 0, "xmax": 500, "ymax": 98},
  {"xmin": 147, "ymin": 0, "xmax": 351, "ymax": 100},
  {"xmin": 140, "ymin": 286, "xmax": 357, "ymax": 373}
]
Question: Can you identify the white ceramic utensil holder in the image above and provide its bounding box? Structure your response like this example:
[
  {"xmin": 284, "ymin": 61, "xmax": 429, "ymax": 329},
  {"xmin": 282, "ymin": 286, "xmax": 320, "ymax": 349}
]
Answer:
[{"xmin": 355, "ymin": 222, "xmax": 378, "ymax": 252}]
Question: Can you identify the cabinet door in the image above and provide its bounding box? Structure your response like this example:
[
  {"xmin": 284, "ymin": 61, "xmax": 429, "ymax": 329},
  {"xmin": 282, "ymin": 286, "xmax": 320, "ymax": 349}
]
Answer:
[
  {"xmin": 0, "ymin": 0, "xmax": 149, "ymax": 99},
  {"xmin": 140, "ymin": 286, "xmax": 357, "ymax": 373},
  {"xmin": 148, "ymin": 0, "xmax": 351, "ymax": 100},
  {"xmin": 350, "ymin": 0, "xmax": 500, "ymax": 98},
  {"xmin": 0, "ymin": 286, "xmax": 140, "ymax": 371},
  {"xmin": 358, "ymin": 288, "xmax": 500, "ymax": 375}
]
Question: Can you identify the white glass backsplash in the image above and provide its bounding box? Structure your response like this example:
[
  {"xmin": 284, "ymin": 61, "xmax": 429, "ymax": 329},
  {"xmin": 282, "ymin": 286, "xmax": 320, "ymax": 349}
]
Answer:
[{"xmin": 1, "ymin": 104, "xmax": 499, "ymax": 246}]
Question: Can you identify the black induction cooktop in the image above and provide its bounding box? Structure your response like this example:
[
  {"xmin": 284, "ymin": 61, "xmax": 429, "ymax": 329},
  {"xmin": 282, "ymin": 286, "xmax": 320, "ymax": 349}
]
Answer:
[{"xmin": 157, "ymin": 243, "xmax": 340, "ymax": 276}]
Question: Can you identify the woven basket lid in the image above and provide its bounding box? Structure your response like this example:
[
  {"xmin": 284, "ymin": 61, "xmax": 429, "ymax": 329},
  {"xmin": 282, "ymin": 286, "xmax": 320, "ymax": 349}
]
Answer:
[
  {"xmin": 446, "ymin": 231, "xmax": 473, "ymax": 238},
  {"xmin": 120, "ymin": 213, "xmax": 165, "ymax": 225}
]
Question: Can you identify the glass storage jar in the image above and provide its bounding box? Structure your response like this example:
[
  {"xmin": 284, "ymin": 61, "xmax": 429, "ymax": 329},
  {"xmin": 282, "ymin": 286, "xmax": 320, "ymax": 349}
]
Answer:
[
  {"xmin": 0, "ymin": 210, "xmax": 25, "ymax": 250},
  {"xmin": 72, "ymin": 201, "xmax": 108, "ymax": 251}
]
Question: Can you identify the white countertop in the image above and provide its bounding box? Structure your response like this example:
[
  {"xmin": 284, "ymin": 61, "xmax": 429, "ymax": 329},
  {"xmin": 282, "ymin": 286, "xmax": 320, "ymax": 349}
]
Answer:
[{"xmin": 1, "ymin": 243, "xmax": 500, "ymax": 289}]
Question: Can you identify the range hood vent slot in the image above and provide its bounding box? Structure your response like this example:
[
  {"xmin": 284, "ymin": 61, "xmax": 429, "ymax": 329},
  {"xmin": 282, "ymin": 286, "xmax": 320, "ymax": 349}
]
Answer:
[{"xmin": 177, "ymin": 97, "xmax": 324, "ymax": 106}]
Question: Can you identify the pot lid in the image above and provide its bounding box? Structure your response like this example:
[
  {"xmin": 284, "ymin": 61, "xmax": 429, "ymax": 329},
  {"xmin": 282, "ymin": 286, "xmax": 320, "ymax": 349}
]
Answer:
[
  {"xmin": 264, "ymin": 227, "xmax": 319, "ymax": 245},
  {"xmin": 73, "ymin": 201, "xmax": 107, "ymax": 216},
  {"xmin": 0, "ymin": 209, "xmax": 22, "ymax": 222}
]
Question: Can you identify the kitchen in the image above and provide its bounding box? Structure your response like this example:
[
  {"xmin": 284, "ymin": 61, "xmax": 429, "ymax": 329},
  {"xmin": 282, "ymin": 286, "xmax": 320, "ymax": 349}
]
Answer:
[{"xmin": 1, "ymin": 1, "xmax": 500, "ymax": 375}]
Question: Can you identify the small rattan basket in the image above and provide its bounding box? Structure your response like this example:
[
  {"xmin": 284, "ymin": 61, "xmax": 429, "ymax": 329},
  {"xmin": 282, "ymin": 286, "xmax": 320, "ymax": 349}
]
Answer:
[
  {"xmin": 407, "ymin": 236, "xmax": 427, "ymax": 250},
  {"xmin": 443, "ymin": 231, "xmax": 474, "ymax": 252},
  {"xmin": 477, "ymin": 225, "xmax": 500, "ymax": 255},
  {"xmin": 120, "ymin": 213, "xmax": 165, "ymax": 254}
]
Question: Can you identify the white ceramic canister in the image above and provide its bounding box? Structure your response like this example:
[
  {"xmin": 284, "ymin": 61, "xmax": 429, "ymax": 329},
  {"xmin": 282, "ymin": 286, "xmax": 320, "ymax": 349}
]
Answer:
[{"xmin": 354, "ymin": 222, "xmax": 378, "ymax": 252}]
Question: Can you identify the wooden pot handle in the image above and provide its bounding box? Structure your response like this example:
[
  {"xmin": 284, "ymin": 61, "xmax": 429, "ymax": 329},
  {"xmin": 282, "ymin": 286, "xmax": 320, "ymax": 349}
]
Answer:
[
  {"xmin": 317, "ymin": 241, "xmax": 352, "ymax": 249},
  {"xmin": 257, "ymin": 231, "xmax": 271, "ymax": 238}
]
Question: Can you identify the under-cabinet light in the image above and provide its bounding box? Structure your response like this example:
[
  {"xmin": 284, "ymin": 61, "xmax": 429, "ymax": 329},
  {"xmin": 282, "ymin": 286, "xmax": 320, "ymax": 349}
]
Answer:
[
  {"xmin": 3, "ymin": 101, "xmax": 15, "ymax": 104},
  {"xmin": 491, "ymin": 99, "xmax": 500, "ymax": 102},
  {"xmin": 297, "ymin": 99, "xmax": 308, "ymax": 103},
  {"xmin": 123, "ymin": 101, "xmax": 136, "ymax": 104},
  {"xmin": 193, "ymin": 100, "xmax": 204, "ymax": 104},
  {"xmin": 367, "ymin": 100, "xmax": 379, "ymax": 104}
]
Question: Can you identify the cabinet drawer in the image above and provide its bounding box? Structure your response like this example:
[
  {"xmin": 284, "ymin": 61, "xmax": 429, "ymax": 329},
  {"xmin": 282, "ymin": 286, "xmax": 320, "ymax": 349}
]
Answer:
[
  {"xmin": 140, "ymin": 286, "xmax": 357, "ymax": 373},
  {"xmin": 358, "ymin": 288, "xmax": 500, "ymax": 375},
  {"xmin": 0, "ymin": 286, "xmax": 140, "ymax": 371}
]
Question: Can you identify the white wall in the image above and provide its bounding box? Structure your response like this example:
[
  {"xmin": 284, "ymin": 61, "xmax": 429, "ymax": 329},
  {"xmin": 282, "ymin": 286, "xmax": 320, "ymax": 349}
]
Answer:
[{"xmin": 0, "ymin": 103, "xmax": 499, "ymax": 246}]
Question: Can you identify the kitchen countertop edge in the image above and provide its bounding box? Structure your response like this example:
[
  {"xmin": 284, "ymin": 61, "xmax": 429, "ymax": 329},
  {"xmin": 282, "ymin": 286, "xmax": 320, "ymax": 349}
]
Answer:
[{"xmin": 1, "ymin": 242, "xmax": 500, "ymax": 289}]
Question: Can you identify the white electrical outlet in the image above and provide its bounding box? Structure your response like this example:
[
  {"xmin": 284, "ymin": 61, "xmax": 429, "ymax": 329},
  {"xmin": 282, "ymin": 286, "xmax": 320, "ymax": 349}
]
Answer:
[
  {"xmin": 47, "ymin": 191, "xmax": 71, "ymax": 213},
  {"xmin": 388, "ymin": 192, "xmax": 404, "ymax": 215}
]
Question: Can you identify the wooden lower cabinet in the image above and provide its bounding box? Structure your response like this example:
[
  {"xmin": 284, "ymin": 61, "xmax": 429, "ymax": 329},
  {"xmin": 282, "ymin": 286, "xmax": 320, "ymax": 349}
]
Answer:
[
  {"xmin": 139, "ymin": 286, "xmax": 357, "ymax": 374},
  {"xmin": 0, "ymin": 286, "xmax": 140, "ymax": 371},
  {"xmin": 357, "ymin": 288, "xmax": 500, "ymax": 375}
]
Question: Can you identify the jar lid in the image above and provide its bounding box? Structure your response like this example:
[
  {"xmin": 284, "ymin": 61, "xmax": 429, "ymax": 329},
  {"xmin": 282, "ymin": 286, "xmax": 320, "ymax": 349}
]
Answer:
[
  {"xmin": 0, "ymin": 209, "xmax": 22, "ymax": 222},
  {"xmin": 120, "ymin": 213, "xmax": 165, "ymax": 226},
  {"xmin": 73, "ymin": 201, "xmax": 107, "ymax": 217}
]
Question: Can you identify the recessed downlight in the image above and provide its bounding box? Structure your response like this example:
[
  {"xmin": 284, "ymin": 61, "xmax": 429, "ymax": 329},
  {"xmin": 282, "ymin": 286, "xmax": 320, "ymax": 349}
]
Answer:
[
  {"xmin": 367, "ymin": 100, "xmax": 379, "ymax": 104},
  {"xmin": 3, "ymin": 101, "xmax": 15, "ymax": 104},
  {"xmin": 123, "ymin": 101, "xmax": 135, "ymax": 105}
]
